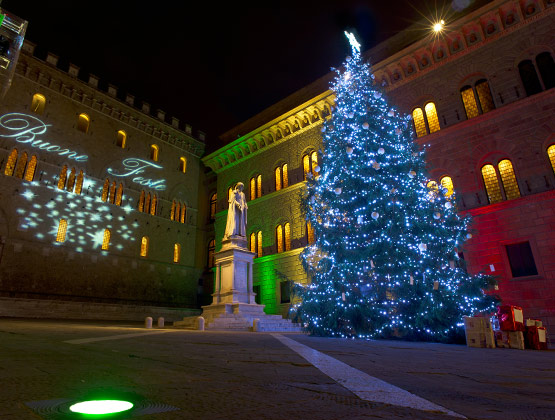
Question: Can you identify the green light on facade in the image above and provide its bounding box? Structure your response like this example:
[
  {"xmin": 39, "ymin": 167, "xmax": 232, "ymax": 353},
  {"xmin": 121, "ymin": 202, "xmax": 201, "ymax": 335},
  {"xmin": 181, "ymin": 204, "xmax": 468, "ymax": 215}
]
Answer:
[
  {"xmin": 0, "ymin": 15, "xmax": 5, "ymax": 27},
  {"xmin": 69, "ymin": 400, "xmax": 133, "ymax": 415}
]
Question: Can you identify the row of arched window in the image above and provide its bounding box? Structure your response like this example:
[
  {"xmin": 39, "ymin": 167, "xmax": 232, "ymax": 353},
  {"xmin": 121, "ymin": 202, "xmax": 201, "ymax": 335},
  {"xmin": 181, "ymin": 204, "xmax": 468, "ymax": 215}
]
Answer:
[
  {"xmin": 170, "ymin": 200, "xmax": 187, "ymax": 223},
  {"xmin": 412, "ymin": 51, "xmax": 554, "ymax": 138},
  {"xmin": 138, "ymin": 191, "xmax": 158, "ymax": 215},
  {"xmin": 58, "ymin": 166, "xmax": 84, "ymax": 194},
  {"xmin": 30, "ymin": 93, "xmax": 188, "ymax": 172},
  {"xmin": 4, "ymin": 149, "xmax": 37, "ymax": 181},
  {"xmin": 101, "ymin": 179, "xmax": 123, "ymax": 205},
  {"xmin": 55, "ymin": 219, "xmax": 182, "ymax": 262}
]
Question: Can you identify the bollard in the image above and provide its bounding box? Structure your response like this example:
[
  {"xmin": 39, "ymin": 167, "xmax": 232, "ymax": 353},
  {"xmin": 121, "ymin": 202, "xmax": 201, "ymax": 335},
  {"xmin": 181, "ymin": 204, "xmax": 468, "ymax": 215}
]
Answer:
[
  {"xmin": 197, "ymin": 316, "xmax": 205, "ymax": 331},
  {"xmin": 144, "ymin": 316, "xmax": 153, "ymax": 329},
  {"xmin": 157, "ymin": 317, "xmax": 164, "ymax": 328},
  {"xmin": 253, "ymin": 318, "xmax": 260, "ymax": 332}
]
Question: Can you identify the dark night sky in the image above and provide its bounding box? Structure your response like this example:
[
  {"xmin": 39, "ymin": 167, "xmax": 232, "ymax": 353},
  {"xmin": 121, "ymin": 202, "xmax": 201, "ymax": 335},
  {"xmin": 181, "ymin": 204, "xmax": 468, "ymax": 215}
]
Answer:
[{"xmin": 3, "ymin": 0, "xmax": 476, "ymax": 151}]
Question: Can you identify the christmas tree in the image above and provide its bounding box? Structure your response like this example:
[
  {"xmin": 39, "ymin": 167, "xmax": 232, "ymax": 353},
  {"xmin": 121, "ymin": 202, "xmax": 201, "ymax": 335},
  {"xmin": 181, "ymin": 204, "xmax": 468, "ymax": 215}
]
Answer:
[{"xmin": 292, "ymin": 32, "xmax": 498, "ymax": 341}]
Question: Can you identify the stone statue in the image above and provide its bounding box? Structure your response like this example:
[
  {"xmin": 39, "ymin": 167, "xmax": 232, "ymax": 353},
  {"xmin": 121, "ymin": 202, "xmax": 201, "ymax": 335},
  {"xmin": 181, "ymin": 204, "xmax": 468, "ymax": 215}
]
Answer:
[{"xmin": 224, "ymin": 182, "xmax": 248, "ymax": 239}]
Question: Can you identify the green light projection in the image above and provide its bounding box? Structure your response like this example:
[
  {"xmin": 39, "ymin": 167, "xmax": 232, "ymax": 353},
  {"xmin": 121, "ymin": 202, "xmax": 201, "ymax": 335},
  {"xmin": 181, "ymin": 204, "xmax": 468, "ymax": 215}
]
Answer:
[{"xmin": 69, "ymin": 399, "xmax": 133, "ymax": 415}]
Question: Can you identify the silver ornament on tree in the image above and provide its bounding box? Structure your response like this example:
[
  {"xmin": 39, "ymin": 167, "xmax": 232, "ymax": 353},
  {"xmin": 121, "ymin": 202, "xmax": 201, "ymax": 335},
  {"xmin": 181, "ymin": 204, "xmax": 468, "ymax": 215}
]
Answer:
[
  {"xmin": 377, "ymin": 147, "xmax": 385, "ymax": 155},
  {"xmin": 362, "ymin": 122, "xmax": 369, "ymax": 130},
  {"xmin": 347, "ymin": 112, "xmax": 354, "ymax": 118},
  {"xmin": 433, "ymin": 212, "xmax": 441, "ymax": 219},
  {"xmin": 335, "ymin": 187, "xmax": 342, "ymax": 195},
  {"xmin": 314, "ymin": 165, "xmax": 321, "ymax": 173},
  {"xmin": 346, "ymin": 146, "xmax": 353, "ymax": 155},
  {"xmin": 373, "ymin": 91, "xmax": 382, "ymax": 99},
  {"xmin": 408, "ymin": 170, "xmax": 416, "ymax": 178},
  {"xmin": 445, "ymin": 201, "xmax": 453, "ymax": 209},
  {"xmin": 371, "ymin": 211, "xmax": 379, "ymax": 220},
  {"xmin": 418, "ymin": 243, "xmax": 427, "ymax": 252},
  {"xmin": 388, "ymin": 109, "xmax": 395, "ymax": 117}
]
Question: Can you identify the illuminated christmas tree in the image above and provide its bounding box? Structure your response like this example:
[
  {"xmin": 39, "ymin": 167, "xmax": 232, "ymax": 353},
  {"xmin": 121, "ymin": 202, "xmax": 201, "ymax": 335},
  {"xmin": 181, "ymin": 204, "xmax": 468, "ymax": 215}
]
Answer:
[{"xmin": 293, "ymin": 32, "xmax": 498, "ymax": 341}]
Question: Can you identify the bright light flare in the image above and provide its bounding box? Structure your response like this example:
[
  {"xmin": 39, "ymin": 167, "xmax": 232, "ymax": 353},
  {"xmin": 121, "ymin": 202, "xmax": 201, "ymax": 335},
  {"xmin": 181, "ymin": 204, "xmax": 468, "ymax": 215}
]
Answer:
[
  {"xmin": 433, "ymin": 20, "xmax": 445, "ymax": 32},
  {"xmin": 69, "ymin": 400, "xmax": 133, "ymax": 415}
]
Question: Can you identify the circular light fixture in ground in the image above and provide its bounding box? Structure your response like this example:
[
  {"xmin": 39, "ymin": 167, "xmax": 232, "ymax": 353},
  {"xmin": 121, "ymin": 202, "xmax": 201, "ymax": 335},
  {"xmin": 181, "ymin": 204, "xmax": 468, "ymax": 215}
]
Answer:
[{"xmin": 69, "ymin": 400, "xmax": 133, "ymax": 415}]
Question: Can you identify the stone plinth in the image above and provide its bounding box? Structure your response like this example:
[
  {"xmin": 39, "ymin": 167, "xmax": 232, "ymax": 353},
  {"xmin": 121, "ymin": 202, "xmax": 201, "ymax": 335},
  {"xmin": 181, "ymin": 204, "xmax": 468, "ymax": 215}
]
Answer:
[{"xmin": 174, "ymin": 236, "xmax": 302, "ymax": 332}]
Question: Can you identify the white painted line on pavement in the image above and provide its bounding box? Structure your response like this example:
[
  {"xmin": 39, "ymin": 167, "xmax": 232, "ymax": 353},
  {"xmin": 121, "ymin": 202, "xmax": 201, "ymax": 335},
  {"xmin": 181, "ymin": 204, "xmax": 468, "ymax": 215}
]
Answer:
[
  {"xmin": 272, "ymin": 334, "xmax": 466, "ymax": 418},
  {"xmin": 64, "ymin": 330, "xmax": 172, "ymax": 344}
]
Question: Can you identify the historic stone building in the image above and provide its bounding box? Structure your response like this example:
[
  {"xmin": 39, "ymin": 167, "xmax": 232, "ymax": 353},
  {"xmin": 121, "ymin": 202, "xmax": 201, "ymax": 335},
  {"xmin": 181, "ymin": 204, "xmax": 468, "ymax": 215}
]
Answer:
[
  {"xmin": 0, "ymin": 38, "xmax": 212, "ymax": 320},
  {"xmin": 203, "ymin": 0, "xmax": 555, "ymax": 337}
]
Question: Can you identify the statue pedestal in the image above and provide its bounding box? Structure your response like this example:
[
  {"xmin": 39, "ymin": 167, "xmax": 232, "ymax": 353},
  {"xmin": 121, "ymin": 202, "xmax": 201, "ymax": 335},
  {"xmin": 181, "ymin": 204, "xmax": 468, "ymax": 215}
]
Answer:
[{"xmin": 174, "ymin": 236, "xmax": 301, "ymax": 332}]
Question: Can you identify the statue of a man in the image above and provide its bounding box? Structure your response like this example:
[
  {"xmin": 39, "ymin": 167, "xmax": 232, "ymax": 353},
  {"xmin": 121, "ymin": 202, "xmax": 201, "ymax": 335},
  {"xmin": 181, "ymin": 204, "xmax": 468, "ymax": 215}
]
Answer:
[{"xmin": 224, "ymin": 182, "xmax": 248, "ymax": 239}]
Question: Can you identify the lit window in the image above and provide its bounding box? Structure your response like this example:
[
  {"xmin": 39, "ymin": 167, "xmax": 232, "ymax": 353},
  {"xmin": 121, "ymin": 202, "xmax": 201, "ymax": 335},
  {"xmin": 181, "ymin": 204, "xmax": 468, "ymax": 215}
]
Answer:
[
  {"xmin": 179, "ymin": 156, "xmax": 187, "ymax": 173},
  {"xmin": 171, "ymin": 200, "xmax": 176, "ymax": 221},
  {"xmin": 75, "ymin": 171, "xmax": 84, "ymax": 195},
  {"xmin": 14, "ymin": 151, "xmax": 27, "ymax": 179},
  {"xmin": 284, "ymin": 222, "xmax": 291, "ymax": 251},
  {"xmin": 426, "ymin": 180, "xmax": 439, "ymax": 201},
  {"xmin": 173, "ymin": 243, "xmax": 181, "ymax": 263},
  {"xmin": 58, "ymin": 165, "xmax": 68, "ymax": 190},
  {"xmin": 115, "ymin": 183, "xmax": 123, "ymax": 206},
  {"xmin": 138, "ymin": 191, "xmax": 145, "ymax": 212},
  {"xmin": 282, "ymin": 164, "xmax": 289, "ymax": 188},
  {"xmin": 4, "ymin": 149, "xmax": 17, "ymax": 176},
  {"xmin": 208, "ymin": 239, "xmax": 215, "ymax": 267},
  {"xmin": 257, "ymin": 175, "xmax": 262, "ymax": 197},
  {"xmin": 31, "ymin": 93, "xmax": 46, "ymax": 114},
  {"xmin": 228, "ymin": 187, "xmax": 233, "ymax": 203},
  {"xmin": 547, "ymin": 145, "xmax": 555, "ymax": 174},
  {"xmin": 210, "ymin": 193, "xmax": 217, "ymax": 220},
  {"xmin": 275, "ymin": 167, "xmax": 282, "ymax": 191},
  {"xmin": 250, "ymin": 232, "xmax": 256, "ymax": 254},
  {"xmin": 109, "ymin": 182, "xmax": 117, "ymax": 203},
  {"xmin": 276, "ymin": 225, "xmax": 283, "ymax": 253},
  {"xmin": 102, "ymin": 229, "xmax": 110, "ymax": 250},
  {"xmin": 150, "ymin": 144, "xmax": 159, "ymax": 161},
  {"xmin": 56, "ymin": 219, "xmax": 67, "ymax": 242},
  {"xmin": 180, "ymin": 203, "xmax": 186, "ymax": 223},
  {"xmin": 257, "ymin": 231, "xmax": 263, "ymax": 258},
  {"xmin": 101, "ymin": 179, "xmax": 109, "ymax": 202},
  {"xmin": 475, "ymin": 80, "xmax": 495, "ymax": 113},
  {"xmin": 307, "ymin": 222, "xmax": 315, "ymax": 244},
  {"xmin": 460, "ymin": 86, "xmax": 479, "ymax": 119},
  {"xmin": 250, "ymin": 177, "xmax": 256, "ymax": 200},
  {"xmin": 140, "ymin": 236, "xmax": 149, "ymax": 257},
  {"xmin": 424, "ymin": 102, "xmax": 440, "ymax": 133},
  {"xmin": 24, "ymin": 155, "xmax": 37, "ymax": 182},
  {"xmin": 498, "ymin": 159, "xmax": 520, "ymax": 200},
  {"xmin": 412, "ymin": 108, "xmax": 427, "ymax": 138},
  {"xmin": 440, "ymin": 176, "xmax": 454, "ymax": 197},
  {"xmin": 311, "ymin": 152, "xmax": 318, "ymax": 177},
  {"xmin": 481, "ymin": 164, "xmax": 502, "ymax": 204},
  {"xmin": 150, "ymin": 195, "xmax": 157, "ymax": 215},
  {"xmin": 116, "ymin": 130, "xmax": 126, "ymax": 148},
  {"xmin": 77, "ymin": 113, "xmax": 90, "ymax": 133},
  {"xmin": 145, "ymin": 193, "xmax": 151, "ymax": 214},
  {"xmin": 66, "ymin": 168, "xmax": 76, "ymax": 192},
  {"xmin": 303, "ymin": 154, "xmax": 310, "ymax": 180}
]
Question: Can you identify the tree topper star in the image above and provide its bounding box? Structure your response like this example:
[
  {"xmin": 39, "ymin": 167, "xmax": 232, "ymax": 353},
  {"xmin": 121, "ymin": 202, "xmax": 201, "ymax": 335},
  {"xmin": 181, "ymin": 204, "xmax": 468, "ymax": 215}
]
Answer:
[{"xmin": 344, "ymin": 31, "xmax": 361, "ymax": 53}]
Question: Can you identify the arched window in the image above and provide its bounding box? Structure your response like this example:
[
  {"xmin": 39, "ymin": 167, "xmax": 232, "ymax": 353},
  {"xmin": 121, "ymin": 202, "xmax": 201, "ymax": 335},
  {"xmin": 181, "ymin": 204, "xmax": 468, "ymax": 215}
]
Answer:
[
  {"xmin": 173, "ymin": 243, "xmax": 181, "ymax": 263},
  {"xmin": 116, "ymin": 130, "xmax": 126, "ymax": 148},
  {"xmin": 171, "ymin": 200, "xmax": 176, "ymax": 221},
  {"xmin": 519, "ymin": 60, "xmax": 543, "ymax": 96},
  {"xmin": 257, "ymin": 174, "xmax": 262, "ymax": 197},
  {"xmin": 75, "ymin": 170, "xmax": 84, "ymax": 195},
  {"xmin": 460, "ymin": 86, "xmax": 479, "ymax": 119},
  {"xmin": 150, "ymin": 144, "xmax": 159, "ymax": 161},
  {"xmin": 101, "ymin": 179, "xmax": 109, "ymax": 202},
  {"xmin": 31, "ymin": 93, "xmax": 46, "ymax": 114},
  {"xmin": 250, "ymin": 175, "xmax": 262, "ymax": 200},
  {"xmin": 536, "ymin": 52, "xmax": 555, "ymax": 90},
  {"xmin": 439, "ymin": 176, "xmax": 454, "ymax": 197},
  {"xmin": 66, "ymin": 168, "xmax": 76, "ymax": 192},
  {"xmin": 77, "ymin": 113, "xmax": 90, "ymax": 134},
  {"xmin": 498, "ymin": 159, "xmax": 521, "ymax": 200},
  {"xmin": 179, "ymin": 156, "xmax": 187, "ymax": 173},
  {"xmin": 461, "ymin": 80, "xmax": 495, "ymax": 119},
  {"xmin": 412, "ymin": 108, "xmax": 427, "ymax": 138},
  {"xmin": 303, "ymin": 152, "xmax": 319, "ymax": 180},
  {"xmin": 140, "ymin": 236, "xmax": 149, "ymax": 257},
  {"xmin": 150, "ymin": 195, "xmax": 157, "ymax": 215},
  {"xmin": 145, "ymin": 193, "xmax": 151, "ymax": 214},
  {"xmin": 109, "ymin": 182, "xmax": 116, "ymax": 203},
  {"xmin": 227, "ymin": 187, "xmax": 233, "ymax": 203},
  {"xmin": 210, "ymin": 193, "xmax": 217, "ymax": 220},
  {"xmin": 307, "ymin": 221, "xmax": 315, "ymax": 244},
  {"xmin": 58, "ymin": 165, "xmax": 68, "ymax": 190},
  {"xmin": 102, "ymin": 229, "xmax": 110, "ymax": 250},
  {"xmin": 481, "ymin": 164, "xmax": 503, "ymax": 204},
  {"xmin": 424, "ymin": 102, "xmax": 440, "ymax": 133},
  {"xmin": 208, "ymin": 239, "xmax": 215, "ymax": 268},
  {"xmin": 257, "ymin": 231, "xmax": 263, "ymax": 258},
  {"xmin": 282, "ymin": 164, "xmax": 289, "ymax": 188},
  {"xmin": 275, "ymin": 166, "xmax": 282, "ymax": 191},
  {"xmin": 303, "ymin": 154, "xmax": 310, "ymax": 180},
  {"xmin": 138, "ymin": 191, "xmax": 145, "ymax": 211},
  {"xmin": 547, "ymin": 145, "xmax": 555, "ymax": 175},
  {"xmin": 56, "ymin": 219, "xmax": 67, "ymax": 242},
  {"xmin": 115, "ymin": 183, "xmax": 123, "ymax": 206},
  {"xmin": 475, "ymin": 80, "xmax": 495, "ymax": 113},
  {"xmin": 250, "ymin": 232, "xmax": 257, "ymax": 254},
  {"xmin": 24, "ymin": 155, "xmax": 37, "ymax": 182},
  {"xmin": 250, "ymin": 177, "xmax": 256, "ymax": 200},
  {"xmin": 180, "ymin": 202, "xmax": 186, "ymax": 223},
  {"xmin": 284, "ymin": 222, "xmax": 291, "ymax": 251},
  {"xmin": 426, "ymin": 180, "xmax": 439, "ymax": 201},
  {"xmin": 14, "ymin": 151, "xmax": 28, "ymax": 179},
  {"xmin": 4, "ymin": 149, "xmax": 17, "ymax": 176},
  {"xmin": 276, "ymin": 225, "xmax": 283, "ymax": 253}
]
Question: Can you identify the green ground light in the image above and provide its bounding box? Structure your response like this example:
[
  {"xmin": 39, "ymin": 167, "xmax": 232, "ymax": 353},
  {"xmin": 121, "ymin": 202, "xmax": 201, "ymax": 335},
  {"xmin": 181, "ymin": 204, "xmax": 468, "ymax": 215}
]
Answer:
[{"xmin": 69, "ymin": 400, "xmax": 133, "ymax": 415}]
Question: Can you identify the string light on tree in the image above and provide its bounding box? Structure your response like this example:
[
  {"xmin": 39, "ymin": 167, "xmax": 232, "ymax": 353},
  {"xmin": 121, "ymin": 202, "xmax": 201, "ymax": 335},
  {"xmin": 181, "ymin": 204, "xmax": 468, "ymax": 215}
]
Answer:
[{"xmin": 292, "ymin": 31, "xmax": 498, "ymax": 341}]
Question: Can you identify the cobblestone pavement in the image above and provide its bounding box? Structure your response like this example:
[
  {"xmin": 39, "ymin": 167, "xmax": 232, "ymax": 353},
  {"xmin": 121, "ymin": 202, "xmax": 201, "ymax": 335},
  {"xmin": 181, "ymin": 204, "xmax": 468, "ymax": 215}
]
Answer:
[{"xmin": 0, "ymin": 319, "xmax": 553, "ymax": 420}]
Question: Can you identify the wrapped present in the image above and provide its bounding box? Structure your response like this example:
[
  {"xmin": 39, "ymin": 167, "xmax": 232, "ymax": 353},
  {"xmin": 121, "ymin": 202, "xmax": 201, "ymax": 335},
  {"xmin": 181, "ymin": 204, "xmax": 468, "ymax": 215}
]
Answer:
[
  {"xmin": 525, "ymin": 319, "xmax": 542, "ymax": 327},
  {"xmin": 497, "ymin": 305, "xmax": 524, "ymax": 331},
  {"xmin": 464, "ymin": 316, "xmax": 495, "ymax": 348},
  {"xmin": 495, "ymin": 330, "xmax": 525, "ymax": 349},
  {"xmin": 525, "ymin": 326, "xmax": 548, "ymax": 350}
]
